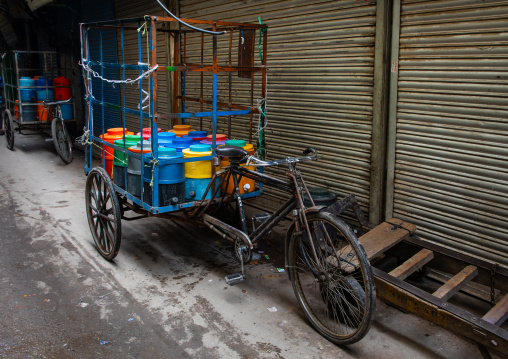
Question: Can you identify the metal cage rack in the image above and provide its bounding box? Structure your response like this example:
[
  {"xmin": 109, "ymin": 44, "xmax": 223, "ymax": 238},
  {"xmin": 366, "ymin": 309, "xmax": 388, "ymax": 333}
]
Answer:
[
  {"xmin": 2, "ymin": 50, "xmax": 75, "ymax": 127},
  {"xmin": 81, "ymin": 15, "xmax": 268, "ymax": 214}
]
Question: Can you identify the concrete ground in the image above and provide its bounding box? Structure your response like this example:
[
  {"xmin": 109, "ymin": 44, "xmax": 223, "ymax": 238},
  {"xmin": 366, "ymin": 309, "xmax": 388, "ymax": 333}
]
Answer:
[{"xmin": 0, "ymin": 133, "xmax": 500, "ymax": 359}]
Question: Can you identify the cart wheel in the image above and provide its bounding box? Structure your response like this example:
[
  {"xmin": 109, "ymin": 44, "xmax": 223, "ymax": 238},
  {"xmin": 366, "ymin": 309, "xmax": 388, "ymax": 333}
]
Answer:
[
  {"xmin": 85, "ymin": 167, "xmax": 122, "ymax": 260},
  {"xmin": 3, "ymin": 109, "xmax": 14, "ymax": 150},
  {"xmin": 51, "ymin": 117, "xmax": 73, "ymax": 164}
]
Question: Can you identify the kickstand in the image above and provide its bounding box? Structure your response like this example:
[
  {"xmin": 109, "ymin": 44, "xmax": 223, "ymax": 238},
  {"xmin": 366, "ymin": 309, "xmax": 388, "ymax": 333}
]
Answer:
[{"xmin": 225, "ymin": 246, "xmax": 246, "ymax": 286}]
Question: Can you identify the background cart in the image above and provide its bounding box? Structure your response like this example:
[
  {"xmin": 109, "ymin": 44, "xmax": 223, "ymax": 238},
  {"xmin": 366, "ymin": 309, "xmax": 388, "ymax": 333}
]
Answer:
[{"xmin": 1, "ymin": 50, "xmax": 75, "ymax": 163}]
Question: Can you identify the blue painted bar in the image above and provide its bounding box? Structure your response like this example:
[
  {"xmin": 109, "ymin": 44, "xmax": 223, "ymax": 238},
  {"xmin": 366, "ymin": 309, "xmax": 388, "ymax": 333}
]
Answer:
[
  {"xmin": 121, "ymin": 23, "xmax": 128, "ymax": 189},
  {"xmin": 213, "ymin": 73, "xmax": 217, "ymax": 148},
  {"xmin": 137, "ymin": 20, "xmax": 144, "ymax": 204},
  {"xmin": 100, "ymin": 27, "xmax": 106, "ymax": 170},
  {"xmin": 149, "ymin": 20, "xmax": 160, "ymax": 208}
]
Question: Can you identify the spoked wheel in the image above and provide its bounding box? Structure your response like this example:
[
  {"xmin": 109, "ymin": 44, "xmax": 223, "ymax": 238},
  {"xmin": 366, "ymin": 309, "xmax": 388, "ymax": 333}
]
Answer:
[
  {"xmin": 3, "ymin": 109, "xmax": 14, "ymax": 150},
  {"xmin": 85, "ymin": 167, "xmax": 121, "ymax": 260},
  {"xmin": 288, "ymin": 211, "xmax": 376, "ymax": 345},
  {"xmin": 51, "ymin": 117, "xmax": 73, "ymax": 164}
]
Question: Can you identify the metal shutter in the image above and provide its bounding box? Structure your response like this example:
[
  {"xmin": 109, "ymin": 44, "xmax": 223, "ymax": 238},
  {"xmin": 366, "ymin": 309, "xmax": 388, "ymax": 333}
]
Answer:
[
  {"xmin": 387, "ymin": 0, "xmax": 508, "ymax": 266},
  {"xmin": 180, "ymin": 0, "xmax": 377, "ymax": 213}
]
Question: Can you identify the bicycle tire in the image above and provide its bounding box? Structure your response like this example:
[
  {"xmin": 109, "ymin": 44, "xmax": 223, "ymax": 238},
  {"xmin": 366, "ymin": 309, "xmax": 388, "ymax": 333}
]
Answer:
[
  {"xmin": 51, "ymin": 117, "xmax": 73, "ymax": 164},
  {"xmin": 288, "ymin": 211, "xmax": 376, "ymax": 345},
  {"xmin": 3, "ymin": 109, "xmax": 14, "ymax": 150}
]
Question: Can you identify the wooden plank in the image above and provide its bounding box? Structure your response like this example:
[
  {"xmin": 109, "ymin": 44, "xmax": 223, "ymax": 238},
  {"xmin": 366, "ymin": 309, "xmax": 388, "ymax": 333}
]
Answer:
[
  {"xmin": 483, "ymin": 294, "xmax": 508, "ymax": 326},
  {"xmin": 428, "ymin": 269, "xmax": 502, "ymax": 303},
  {"xmin": 432, "ymin": 265, "xmax": 478, "ymax": 301},
  {"xmin": 389, "ymin": 249, "xmax": 434, "ymax": 280},
  {"xmin": 373, "ymin": 267, "xmax": 508, "ymax": 356},
  {"xmin": 358, "ymin": 218, "xmax": 416, "ymax": 260},
  {"xmin": 333, "ymin": 218, "xmax": 416, "ymax": 274}
]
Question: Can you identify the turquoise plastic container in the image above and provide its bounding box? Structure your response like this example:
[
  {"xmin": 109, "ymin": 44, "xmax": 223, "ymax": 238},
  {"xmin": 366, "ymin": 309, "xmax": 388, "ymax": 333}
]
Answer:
[
  {"xmin": 20, "ymin": 105, "xmax": 36, "ymax": 122},
  {"xmin": 19, "ymin": 77, "xmax": 36, "ymax": 102},
  {"xmin": 143, "ymin": 147, "xmax": 186, "ymax": 206},
  {"xmin": 185, "ymin": 177, "xmax": 220, "ymax": 201},
  {"xmin": 35, "ymin": 77, "xmax": 54, "ymax": 101},
  {"xmin": 60, "ymin": 104, "xmax": 73, "ymax": 119}
]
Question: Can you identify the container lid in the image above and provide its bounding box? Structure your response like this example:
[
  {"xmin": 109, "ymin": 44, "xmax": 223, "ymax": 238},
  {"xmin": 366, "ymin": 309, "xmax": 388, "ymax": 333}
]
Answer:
[
  {"xmin": 159, "ymin": 132, "xmax": 176, "ymax": 139},
  {"xmin": 107, "ymin": 127, "xmax": 133, "ymax": 136},
  {"xmin": 141, "ymin": 127, "xmax": 162, "ymax": 134},
  {"xmin": 225, "ymin": 139, "xmax": 247, "ymax": 147},
  {"xmin": 188, "ymin": 131, "xmax": 207, "ymax": 138},
  {"xmin": 190, "ymin": 144, "xmax": 212, "ymax": 152},
  {"xmin": 128, "ymin": 141, "xmax": 152, "ymax": 153},
  {"xmin": 244, "ymin": 143, "xmax": 255, "ymax": 152},
  {"xmin": 207, "ymin": 134, "xmax": 227, "ymax": 142},
  {"xmin": 114, "ymin": 134, "xmax": 141, "ymax": 146},
  {"xmin": 200, "ymin": 139, "xmax": 227, "ymax": 145},
  {"xmin": 170, "ymin": 130, "xmax": 192, "ymax": 137},
  {"xmin": 158, "ymin": 147, "xmax": 177, "ymax": 156},
  {"xmin": 173, "ymin": 137, "xmax": 193, "ymax": 144},
  {"xmin": 172, "ymin": 124, "xmax": 191, "ymax": 131},
  {"xmin": 101, "ymin": 133, "xmax": 124, "ymax": 142},
  {"xmin": 125, "ymin": 134, "xmax": 141, "ymax": 142}
]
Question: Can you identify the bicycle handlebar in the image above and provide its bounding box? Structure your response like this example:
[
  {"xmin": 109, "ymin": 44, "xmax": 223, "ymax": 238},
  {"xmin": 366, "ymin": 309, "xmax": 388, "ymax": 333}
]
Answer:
[
  {"xmin": 43, "ymin": 97, "xmax": 73, "ymax": 108},
  {"xmin": 247, "ymin": 147, "xmax": 318, "ymax": 167}
]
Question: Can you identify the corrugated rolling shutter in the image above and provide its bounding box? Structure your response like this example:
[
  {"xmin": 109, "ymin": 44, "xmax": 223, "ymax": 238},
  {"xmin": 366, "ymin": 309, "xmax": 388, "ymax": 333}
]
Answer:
[
  {"xmin": 82, "ymin": 0, "xmax": 121, "ymax": 136},
  {"xmin": 180, "ymin": 0, "xmax": 377, "ymax": 212},
  {"xmin": 391, "ymin": 0, "xmax": 508, "ymax": 266},
  {"xmin": 114, "ymin": 0, "xmax": 173, "ymax": 132}
]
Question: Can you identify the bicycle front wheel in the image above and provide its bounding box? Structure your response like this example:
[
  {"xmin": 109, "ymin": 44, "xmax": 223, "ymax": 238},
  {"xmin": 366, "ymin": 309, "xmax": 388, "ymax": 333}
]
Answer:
[{"xmin": 288, "ymin": 211, "xmax": 376, "ymax": 345}]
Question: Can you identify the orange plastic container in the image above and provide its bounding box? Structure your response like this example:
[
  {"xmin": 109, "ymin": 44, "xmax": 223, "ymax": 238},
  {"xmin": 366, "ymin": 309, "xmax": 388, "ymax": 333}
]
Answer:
[
  {"xmin": 107, "ymin": 127, "xmax": 133, "ymax": 136},
  {"xmin": 168, "ymin": 124, "xmax": 194, "ymax": 137},
  {"xmin": 36, "ymin": 101, "xmax": 50, "ymax": 122},
  {"xmin": 14, "ymin": 100, "xmax": 19, "ymax": 118},
  {"xmin": 220, "ymin": 140, "xmax": 257, "ymax": 194},
  {"xmin": 100, "ymin": 129, "xmax": 134, "ymax": 177}
]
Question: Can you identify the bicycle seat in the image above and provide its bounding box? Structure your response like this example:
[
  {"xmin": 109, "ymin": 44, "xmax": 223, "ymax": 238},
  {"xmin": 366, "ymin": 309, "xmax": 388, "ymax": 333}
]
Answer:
[{"xmin": 215, "ymin": 145, "xmax": 248, "ymax": 159}]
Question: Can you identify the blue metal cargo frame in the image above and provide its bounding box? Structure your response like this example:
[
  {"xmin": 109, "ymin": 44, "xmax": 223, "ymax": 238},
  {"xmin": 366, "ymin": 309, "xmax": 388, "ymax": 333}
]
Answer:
[{"xmin": 81, "ymin": 16, "xmax": 268, "ymax": 214}]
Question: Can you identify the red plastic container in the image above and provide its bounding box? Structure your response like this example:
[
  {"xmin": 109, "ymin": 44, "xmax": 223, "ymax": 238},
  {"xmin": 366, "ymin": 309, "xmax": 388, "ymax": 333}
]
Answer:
[
  {"xmin": 100, "ymin": 129, "xmax": 134, "ymax": 177},
  {"xmin": 53, "ymin": 76, "xmax": 71, "ymax": 100},
  {"xmin": 136, "ymin": 127, "xmax": 162, "ymax": 140}
]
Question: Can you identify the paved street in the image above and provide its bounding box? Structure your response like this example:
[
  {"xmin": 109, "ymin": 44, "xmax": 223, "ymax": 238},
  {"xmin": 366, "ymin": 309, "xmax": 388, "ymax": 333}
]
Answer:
[{"xmin": 0, "ymin": 133, "xmax": 495, "ymax": 358}]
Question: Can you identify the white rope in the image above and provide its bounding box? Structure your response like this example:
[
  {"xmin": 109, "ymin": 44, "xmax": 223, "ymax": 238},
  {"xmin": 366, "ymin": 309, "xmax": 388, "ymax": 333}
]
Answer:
[
  {"xmin": 138, "ymin": 89, "xmax": 150, "ymax": 110},
  {"xmin": 79, "ymin": 60, "xmax": 158, "ymax": 86}
]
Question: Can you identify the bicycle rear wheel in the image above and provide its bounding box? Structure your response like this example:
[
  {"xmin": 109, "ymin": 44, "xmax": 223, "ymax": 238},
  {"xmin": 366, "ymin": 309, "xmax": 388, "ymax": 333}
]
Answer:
[
  {"xmin": 288, "ymin": 211, "xmax": 375, "ymax": 345},
  {"xmin": 51, "ymin": 117, "xmax": 73, "ymax": 164}
]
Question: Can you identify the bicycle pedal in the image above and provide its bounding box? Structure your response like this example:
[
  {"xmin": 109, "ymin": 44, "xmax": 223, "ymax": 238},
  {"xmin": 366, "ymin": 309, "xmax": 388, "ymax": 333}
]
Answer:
[{"xmin": 225, "ymin": 273, "xmax": 245, "ymax": 286}]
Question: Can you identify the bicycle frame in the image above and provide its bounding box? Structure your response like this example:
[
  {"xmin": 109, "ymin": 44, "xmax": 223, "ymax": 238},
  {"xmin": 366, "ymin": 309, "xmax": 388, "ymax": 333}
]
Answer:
[{"xmin": 201, "ymin": 157, "xmax": 321, "ymax": 258}]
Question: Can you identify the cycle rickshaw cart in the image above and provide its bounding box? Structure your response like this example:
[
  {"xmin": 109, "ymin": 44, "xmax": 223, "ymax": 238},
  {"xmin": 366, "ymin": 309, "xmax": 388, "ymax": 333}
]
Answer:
[
  {"xmin": 1, "ymin": 50, "xmax": 75, "ymax": 163},
  {"xmin": 81, "ymin": 15, "xmax": 376, "ymax": 345}
]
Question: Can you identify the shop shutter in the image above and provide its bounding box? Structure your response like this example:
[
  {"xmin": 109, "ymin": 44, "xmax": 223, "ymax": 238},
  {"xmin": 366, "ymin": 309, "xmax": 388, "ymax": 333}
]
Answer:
[
  {"xmin": 180, "ymin": 0, "xmax": 378, "ymax": 213},
  {"xmin": 388, "ymin": 0, "xmax": 508, "ymax": 266}
]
